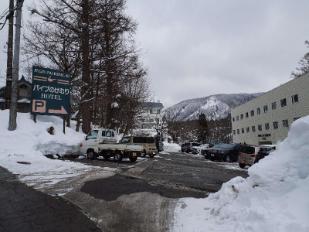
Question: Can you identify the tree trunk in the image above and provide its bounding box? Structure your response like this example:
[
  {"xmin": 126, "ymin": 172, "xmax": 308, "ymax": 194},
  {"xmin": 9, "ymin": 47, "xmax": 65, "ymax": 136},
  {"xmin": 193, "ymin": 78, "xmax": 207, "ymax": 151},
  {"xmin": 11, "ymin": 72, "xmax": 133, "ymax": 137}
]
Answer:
[
  {"xmin": 80, "ymin": 0, "xmax": 91, "ymax": 133},
  {"xmin": 5, "ymin": 0, "xmax": 14, "ymax": 109}
]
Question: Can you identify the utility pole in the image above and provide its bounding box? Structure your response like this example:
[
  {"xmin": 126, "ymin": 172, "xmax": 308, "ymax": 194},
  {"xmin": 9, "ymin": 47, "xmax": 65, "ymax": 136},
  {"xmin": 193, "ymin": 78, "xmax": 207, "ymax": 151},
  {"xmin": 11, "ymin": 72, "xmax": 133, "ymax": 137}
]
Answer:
[
  {"xmin": 5, "ymin": 0, "xmax": 15, "ymax": 109},
  {"xmin": 8, "ymin": 0, "xmax": 24, "ymax": 131}
]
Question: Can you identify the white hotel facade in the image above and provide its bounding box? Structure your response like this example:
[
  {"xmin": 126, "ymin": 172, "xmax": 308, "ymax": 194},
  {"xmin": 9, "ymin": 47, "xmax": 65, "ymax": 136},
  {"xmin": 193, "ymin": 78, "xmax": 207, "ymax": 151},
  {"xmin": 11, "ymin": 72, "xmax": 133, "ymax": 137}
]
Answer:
[{"xmin": 231, "ymin": 73, "xmax": 309, "ymax": 145}]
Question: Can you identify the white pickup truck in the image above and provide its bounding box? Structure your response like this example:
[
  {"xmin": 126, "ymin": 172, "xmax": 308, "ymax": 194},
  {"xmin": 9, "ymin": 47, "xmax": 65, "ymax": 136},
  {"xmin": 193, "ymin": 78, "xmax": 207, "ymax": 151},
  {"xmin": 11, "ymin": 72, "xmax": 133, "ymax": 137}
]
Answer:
[{"xmin": 80, "ymin": 128, "xmax": 143, "ymax": 162}]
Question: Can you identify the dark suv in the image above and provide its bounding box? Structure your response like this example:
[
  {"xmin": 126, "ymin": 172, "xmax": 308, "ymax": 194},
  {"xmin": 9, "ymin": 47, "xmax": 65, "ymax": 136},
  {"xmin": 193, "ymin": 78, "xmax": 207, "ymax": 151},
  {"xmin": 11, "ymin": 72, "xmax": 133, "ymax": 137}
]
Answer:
[
  {"xmin": 255, "ymin": 145, "xmax": 276, "ymax": 163},
  {"xmin": 181, "ymin": 142, "xmax": 201, "ymax": 153},
  {"xmin": 203, "ymin": 143, "xmax": 241, "ymax": 162}
]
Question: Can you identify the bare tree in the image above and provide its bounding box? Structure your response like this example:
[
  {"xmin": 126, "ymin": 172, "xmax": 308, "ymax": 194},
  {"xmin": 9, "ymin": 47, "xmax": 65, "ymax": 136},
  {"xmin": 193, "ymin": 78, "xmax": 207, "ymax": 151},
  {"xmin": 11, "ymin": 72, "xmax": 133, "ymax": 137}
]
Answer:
[
  {"xmin": 24, "ymin": 0, "xmax": 149, "ymax": 133},
  {"xmin": 292, "ymin": 40, "xmax": 309, "ymax": 78}
]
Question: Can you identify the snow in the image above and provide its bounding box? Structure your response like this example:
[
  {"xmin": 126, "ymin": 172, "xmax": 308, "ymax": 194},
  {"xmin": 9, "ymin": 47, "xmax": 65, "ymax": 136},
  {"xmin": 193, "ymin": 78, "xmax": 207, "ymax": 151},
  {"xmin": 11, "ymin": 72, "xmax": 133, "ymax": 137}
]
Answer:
[
  {"xmin": 172, "ymin": 115, "xmax": 309, "ymax": 232},
  {"xmin": 132, "ymin": 128, "xmax": 158, "ymax": 137},
  {"xmin": 163, "ymin": 142, "xmax": 181, "ymax": 153},
  {"xmin": 0, "ymin": 110, "xmax": 99, "ymax": 191},
  {"xmin": 164, "ymin": 93, "xmax": 261, "ymax": 121},
  {"xmin": 111, "ymin": 102, "xmax": 119, "ymax": 108},
  {"xmin": 17, "ymin": 98, "xmax": 31, "ymax": 103}
]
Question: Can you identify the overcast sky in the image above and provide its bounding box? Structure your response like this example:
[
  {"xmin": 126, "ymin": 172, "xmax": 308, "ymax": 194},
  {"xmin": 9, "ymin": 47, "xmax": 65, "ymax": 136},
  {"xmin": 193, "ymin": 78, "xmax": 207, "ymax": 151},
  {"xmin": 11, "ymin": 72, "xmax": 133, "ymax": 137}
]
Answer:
[{"xmin": 1, "ymin": 1, "xmax": 309, "ymax": 107}]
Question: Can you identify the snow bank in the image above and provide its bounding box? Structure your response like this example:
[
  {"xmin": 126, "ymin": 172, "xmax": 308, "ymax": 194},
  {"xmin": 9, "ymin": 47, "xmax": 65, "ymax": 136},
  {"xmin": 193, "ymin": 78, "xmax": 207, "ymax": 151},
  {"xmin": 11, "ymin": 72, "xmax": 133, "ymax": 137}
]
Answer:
[
  {"xmin": 163, "ymin": 142, "xmax": 181, "ymax": 153},
  {"xmin": 172, "ymin": 116, "xmax": 309, "ymax": 232},
  {"xmin": 0, "ymin": 110, "xmax": 97, "ymax": 190}
]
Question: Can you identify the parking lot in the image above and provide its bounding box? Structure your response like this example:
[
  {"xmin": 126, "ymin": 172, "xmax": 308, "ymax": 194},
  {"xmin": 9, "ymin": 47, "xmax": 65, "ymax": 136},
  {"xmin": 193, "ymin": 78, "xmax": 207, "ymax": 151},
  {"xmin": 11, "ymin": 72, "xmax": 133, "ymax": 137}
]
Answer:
[
  {"xmin": 76, "ymin": 151, "xmax": 247, "ymax": 194},
  {"xmin": 61, "ymin": 151, "xmax": 248, "ymax": 232}
]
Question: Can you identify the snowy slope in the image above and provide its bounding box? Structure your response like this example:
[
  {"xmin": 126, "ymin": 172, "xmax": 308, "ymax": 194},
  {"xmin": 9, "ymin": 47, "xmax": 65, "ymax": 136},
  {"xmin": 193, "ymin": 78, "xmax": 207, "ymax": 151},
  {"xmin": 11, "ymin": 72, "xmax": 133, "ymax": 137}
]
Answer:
[
  {"xmin": 172, "ymin": 116, "xmax": 309, "ymax": 232},
  {"xmin": 164, "ymin": 93, "xmax": 261, "ymax": 121}
]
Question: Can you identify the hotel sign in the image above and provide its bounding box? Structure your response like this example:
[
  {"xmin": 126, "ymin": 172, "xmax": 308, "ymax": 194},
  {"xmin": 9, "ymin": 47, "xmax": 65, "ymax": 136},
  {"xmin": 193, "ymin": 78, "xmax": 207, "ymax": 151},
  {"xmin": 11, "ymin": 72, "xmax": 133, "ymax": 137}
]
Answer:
[{"xmin": 31, "ymin": 66, "xmax": 71, "ymax": 116}]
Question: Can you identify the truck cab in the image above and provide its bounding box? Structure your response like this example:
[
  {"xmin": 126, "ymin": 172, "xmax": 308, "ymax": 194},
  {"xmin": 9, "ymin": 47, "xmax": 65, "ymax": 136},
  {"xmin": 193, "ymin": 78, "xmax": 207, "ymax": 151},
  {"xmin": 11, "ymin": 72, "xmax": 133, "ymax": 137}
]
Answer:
[{"xmin": 80, "ymin": 128, "xmax": 117, "ymax": 155}]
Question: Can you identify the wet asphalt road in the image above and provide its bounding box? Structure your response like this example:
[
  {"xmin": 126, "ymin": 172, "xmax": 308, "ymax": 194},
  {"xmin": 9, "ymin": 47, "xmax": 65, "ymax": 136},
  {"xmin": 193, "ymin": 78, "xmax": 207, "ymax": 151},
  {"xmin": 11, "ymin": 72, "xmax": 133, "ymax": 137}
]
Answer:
[
  {"xmin": 78, "ymin": 152, "xmax": 248, "ymax": 199},
  {"xmin": 0, "ymin": 167, "xmax": 100, "ymax": 232}
]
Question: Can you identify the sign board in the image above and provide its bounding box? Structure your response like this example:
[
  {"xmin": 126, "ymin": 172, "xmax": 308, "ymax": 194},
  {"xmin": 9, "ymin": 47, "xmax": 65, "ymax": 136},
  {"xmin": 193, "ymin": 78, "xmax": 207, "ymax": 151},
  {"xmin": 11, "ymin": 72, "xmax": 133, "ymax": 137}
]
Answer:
[{"xmin": 31, "ymin": 66, "xmax": 71, "ymax": 116}]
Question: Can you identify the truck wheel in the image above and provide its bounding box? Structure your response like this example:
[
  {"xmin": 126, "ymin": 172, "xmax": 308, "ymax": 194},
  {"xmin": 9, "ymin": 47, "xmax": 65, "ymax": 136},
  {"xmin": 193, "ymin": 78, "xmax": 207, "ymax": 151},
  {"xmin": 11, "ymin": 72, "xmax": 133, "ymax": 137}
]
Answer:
[
  {"xmin": 87, "ymin": 149, "xmax": 96, "ymax": 160},
  {"xmin": 239, "ymin": 163, "xmax": 246, "ymax": 169},
  {"xmin": 129, "ymin": 156, "xmax": 137, "ymax": 162},
  {"xmin": 141, "ymin": 150, "xmax": 146, "ymax": 157},
  {"xmin": 225, "ymin": 155, "xmax": 231, "ymax": 162},
  {"xmin": 149, "ymin": 153, "xmax": 155, "ymax": 158},
  {"xmin": 114, "ymin": 153, "xmax": 123, "ymax": 162}
]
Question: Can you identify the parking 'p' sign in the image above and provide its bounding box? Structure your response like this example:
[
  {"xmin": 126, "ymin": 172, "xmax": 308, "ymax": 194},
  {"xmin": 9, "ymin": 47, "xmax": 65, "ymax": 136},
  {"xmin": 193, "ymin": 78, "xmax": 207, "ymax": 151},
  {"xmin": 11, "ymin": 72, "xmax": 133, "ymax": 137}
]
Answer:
[{"xmin": 31, "ymin": 66, "xmax": 71, "ymax": 116}]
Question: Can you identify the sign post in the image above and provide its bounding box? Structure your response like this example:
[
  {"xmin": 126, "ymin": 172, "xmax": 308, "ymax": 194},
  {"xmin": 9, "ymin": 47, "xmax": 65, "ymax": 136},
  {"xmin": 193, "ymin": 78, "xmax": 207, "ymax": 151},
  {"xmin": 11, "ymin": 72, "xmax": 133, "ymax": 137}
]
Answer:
[{"xmin": 31, "ymin": 66, "xmax": 71, "ymax": 133}]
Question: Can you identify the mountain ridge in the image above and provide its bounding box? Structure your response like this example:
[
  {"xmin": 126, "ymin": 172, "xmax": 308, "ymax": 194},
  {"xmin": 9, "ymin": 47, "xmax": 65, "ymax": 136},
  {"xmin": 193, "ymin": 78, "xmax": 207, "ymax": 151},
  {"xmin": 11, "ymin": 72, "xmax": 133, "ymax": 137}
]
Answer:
[{"xmin": 164, "ymin": 93, "xmax": 262, "ymax": 121}]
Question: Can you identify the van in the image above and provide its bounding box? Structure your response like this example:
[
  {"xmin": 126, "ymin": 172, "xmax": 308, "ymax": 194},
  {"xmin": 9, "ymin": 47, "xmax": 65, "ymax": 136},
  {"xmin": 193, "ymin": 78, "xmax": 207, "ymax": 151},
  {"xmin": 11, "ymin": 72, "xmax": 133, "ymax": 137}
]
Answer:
[{"xmin": 238, "ymin": 145, "xmax": 260, "ymax": 168}]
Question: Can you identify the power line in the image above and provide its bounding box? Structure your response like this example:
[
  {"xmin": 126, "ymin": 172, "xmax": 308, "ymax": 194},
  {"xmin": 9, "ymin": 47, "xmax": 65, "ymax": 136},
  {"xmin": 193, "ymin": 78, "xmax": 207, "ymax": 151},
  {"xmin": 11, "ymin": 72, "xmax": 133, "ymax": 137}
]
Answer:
[
  {"xmin": 0, "ymin": 6, "xmax": 14, "ymax": 31},
  {"xmin": 0, "ymin": 7, "xmax": 9, "ymax": 18}
]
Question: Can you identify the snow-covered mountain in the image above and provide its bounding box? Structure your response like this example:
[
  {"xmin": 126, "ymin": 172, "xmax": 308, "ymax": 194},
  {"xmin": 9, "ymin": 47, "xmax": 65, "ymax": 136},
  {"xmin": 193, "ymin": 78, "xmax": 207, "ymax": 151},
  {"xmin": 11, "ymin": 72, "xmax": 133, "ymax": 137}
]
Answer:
[{"xmin": 164, "ymin": 93, "xmax": 261, "ymax": 121}]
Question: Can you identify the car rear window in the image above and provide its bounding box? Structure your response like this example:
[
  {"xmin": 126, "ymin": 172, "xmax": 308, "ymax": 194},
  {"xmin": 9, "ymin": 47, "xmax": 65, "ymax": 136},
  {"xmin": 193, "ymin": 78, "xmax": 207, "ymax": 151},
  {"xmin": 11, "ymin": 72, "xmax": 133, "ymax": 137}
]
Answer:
[
  {"xmin": 133, "ymin": 137, "xmax": 155, "ymax": 143},
  {"xmin": 219, "ymin": 144, "xmax": 236, "ymax": 149},
  {"xmin": 192, "ymin": 143, "xmax": 201, "ymax": 146},
  {"xmin": 240, "ymin": 146, "xmax": 255, "ymax": 154}
]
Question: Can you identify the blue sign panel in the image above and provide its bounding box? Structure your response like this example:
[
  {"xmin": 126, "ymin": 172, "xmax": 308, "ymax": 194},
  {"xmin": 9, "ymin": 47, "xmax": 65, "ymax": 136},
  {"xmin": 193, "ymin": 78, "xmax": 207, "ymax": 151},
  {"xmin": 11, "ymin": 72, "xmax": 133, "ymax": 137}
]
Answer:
[{"xmin": 31, "ymin": 66, "xmax": 71, "ymax": 115}]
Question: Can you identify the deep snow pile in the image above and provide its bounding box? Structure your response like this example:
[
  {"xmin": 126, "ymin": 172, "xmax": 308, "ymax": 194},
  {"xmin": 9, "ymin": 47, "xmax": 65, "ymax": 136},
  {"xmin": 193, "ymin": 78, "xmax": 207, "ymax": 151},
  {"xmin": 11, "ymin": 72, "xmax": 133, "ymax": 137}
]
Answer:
[
  {"xmin": 163, "ymin": 142, "xmax": 181, "ymax": 153},
  {"xmin": 172, "ymin": 116, "xmax": 309, "ymax": 232},
  {"xmin": 0, "ymin": 110, "xmax": 96, "ymax": 189}
]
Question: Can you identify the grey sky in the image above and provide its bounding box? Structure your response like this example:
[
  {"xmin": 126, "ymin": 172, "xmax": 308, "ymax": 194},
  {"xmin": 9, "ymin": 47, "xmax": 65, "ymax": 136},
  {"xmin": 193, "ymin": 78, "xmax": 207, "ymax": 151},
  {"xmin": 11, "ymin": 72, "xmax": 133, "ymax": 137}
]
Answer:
[{"xmin": 1, "ymin": 1, "xmax": 309, "ymax": 107}]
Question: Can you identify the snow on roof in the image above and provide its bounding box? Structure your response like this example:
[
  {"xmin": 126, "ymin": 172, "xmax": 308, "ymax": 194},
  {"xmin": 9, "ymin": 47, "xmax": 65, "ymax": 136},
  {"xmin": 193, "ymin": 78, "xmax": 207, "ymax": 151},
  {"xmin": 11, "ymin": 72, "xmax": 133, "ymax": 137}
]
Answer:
[
  {"xmin": 17, "ymin": 98, "xmax": 31, "ymax": 103},
  {"xmin": 132, "ymin": 128, "xmax": 158, "ymax": 137}
]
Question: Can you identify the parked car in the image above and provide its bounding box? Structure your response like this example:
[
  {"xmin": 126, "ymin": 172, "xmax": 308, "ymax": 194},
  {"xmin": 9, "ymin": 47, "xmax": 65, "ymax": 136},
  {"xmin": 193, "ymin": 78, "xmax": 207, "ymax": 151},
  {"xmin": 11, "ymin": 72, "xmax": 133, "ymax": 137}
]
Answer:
[
  {"xmin": 238, "ymin": 144, "xmax": 260, "ymax": 168},
  {"xmin": 191, "ymin": 144, "xmax": 210, "ymax": 155},
  {"xmin": 203, "ymin": 143, "xmax": 241, "ymax": 162},
  {"xmin": 120, "ymin": 136, "xmax": 158, "ymax": 158},
  {"xmin": 181, "ymin": 142, "xmax": 201, "ymax": 153},
  {"xmin": 255, "ymin": 145, "xmax": 276, "ymax": 163},
  {"xmin": 238, "ymin": 144, "xmax": 276, "ymax": 168}
]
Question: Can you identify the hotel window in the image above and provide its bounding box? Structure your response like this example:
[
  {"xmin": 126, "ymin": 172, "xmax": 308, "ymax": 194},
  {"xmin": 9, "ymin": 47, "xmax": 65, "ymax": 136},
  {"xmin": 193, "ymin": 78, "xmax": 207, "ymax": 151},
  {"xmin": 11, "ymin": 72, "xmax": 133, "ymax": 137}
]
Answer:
[
  {"xmin": 242, "ymin": 128, "xmax": 245, "ymax": 134},
  {"xmin": 237, "ymin": 129, "xmax": 240, "ymax": 134},
  {"xmin": 265, "ymin": 123, "xmax": 270, "ymax": 130},
  {"xmin": 246, "ymin": 112, "xmax": 249, "ymax": 118},
  {"xmin": 281, "ymin": 98, "xmax": 287, "ymax": 107},
  {"xmin": 246, "ymin": 127, "xmax": 250, "ymax": 133},
  {"xmin": 292, "ymin": 94, "xmax": 299, "ymax": 104},
  {"xmin": 232, "ymin": 117, "xmax": 235, "ymax": 122},
  {"xmin": 272, "ymin": 102, "xmax": 277, "ymax": 110},
  {"xmin": 257, "ymin": 108, "xmax": 261, "ymax": 115},
  {"xmin": 263, "ymin": 105, "xmax": 268, "ymax": 113},
  {"xmin": 251, "ymin": 110, "xmax": 254, "ymax": 116},
  {"xmin": 233, "ymin": 130, "xmax": 236, "ymax": 135},
  {"xmin": 273, "ymin": 121, "xmax": 278, "ymax": 129},
  {"xmin": 282, "ymin": 119, "xmax": 289, "ymax": 128},
  {"xmin": 252, "ymin": 126, "xmax": 256, "ymax": 132},
  {"xmin": 240, "ymin": 114, "xmax": 244, "ymax": 120},
  {"xmin": 258, "ymin": 125, "xmax": 262, "ymax": 131}
]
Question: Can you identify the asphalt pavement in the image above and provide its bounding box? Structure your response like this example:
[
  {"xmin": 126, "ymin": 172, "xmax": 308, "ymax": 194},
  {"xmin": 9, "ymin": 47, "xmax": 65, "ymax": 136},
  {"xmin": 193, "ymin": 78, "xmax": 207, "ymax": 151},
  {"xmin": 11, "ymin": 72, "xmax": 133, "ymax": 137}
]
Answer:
[
  {"xmin": 0, "ymin": 167, "xmax": 100, "ymax": 232},
  {"xmin": 77, "ymin": 151, "xmax": 248, "ymax": 194}
]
